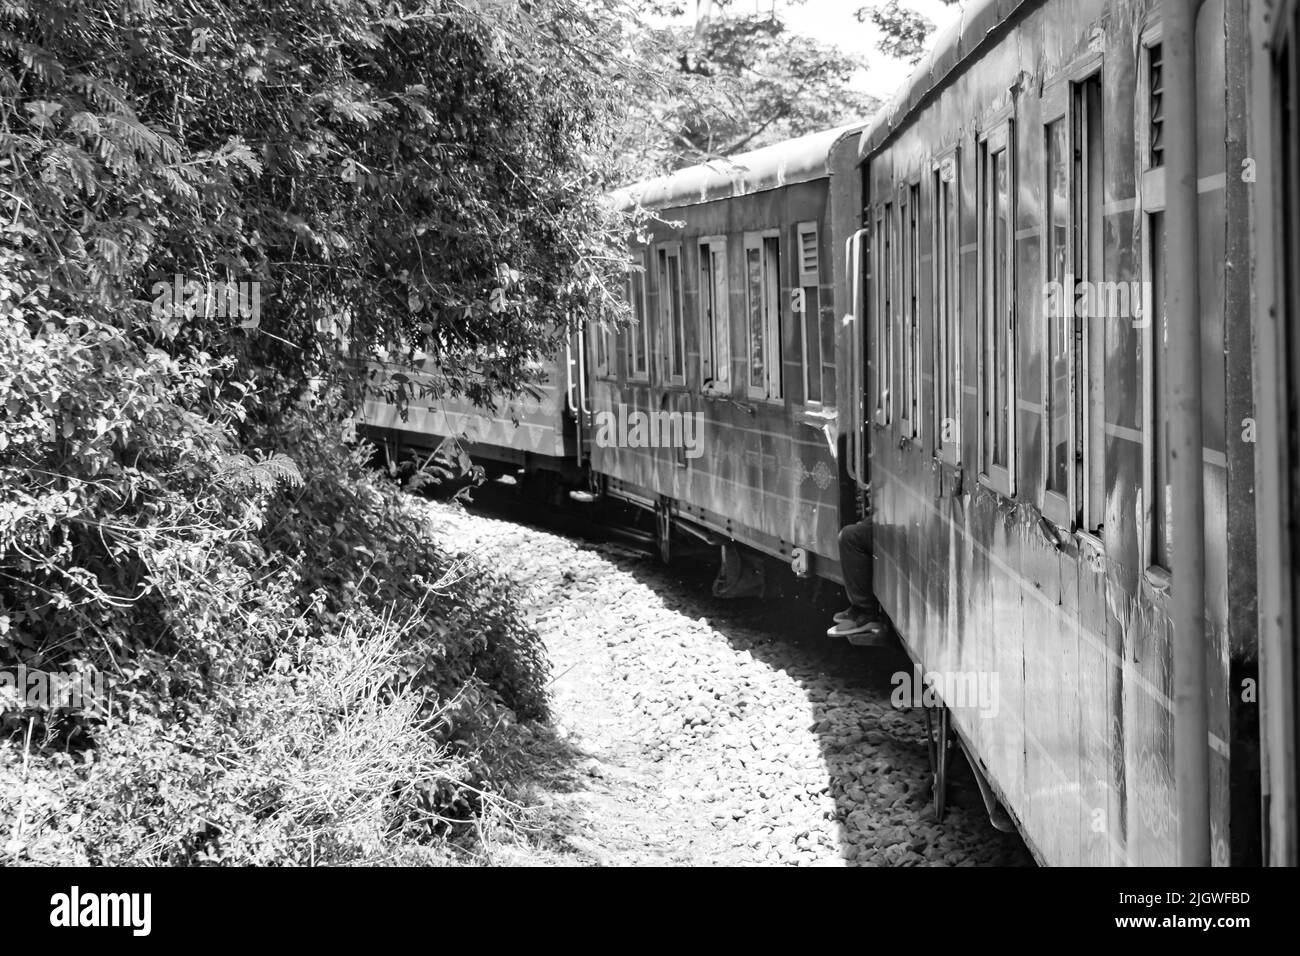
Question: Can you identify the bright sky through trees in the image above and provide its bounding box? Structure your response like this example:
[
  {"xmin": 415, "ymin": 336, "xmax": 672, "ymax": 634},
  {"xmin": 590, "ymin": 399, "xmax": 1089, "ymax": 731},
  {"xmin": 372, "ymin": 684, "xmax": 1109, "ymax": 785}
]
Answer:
[{"xmin": 652, "ymin": 0, "xmax": 964, "ymax": 96}]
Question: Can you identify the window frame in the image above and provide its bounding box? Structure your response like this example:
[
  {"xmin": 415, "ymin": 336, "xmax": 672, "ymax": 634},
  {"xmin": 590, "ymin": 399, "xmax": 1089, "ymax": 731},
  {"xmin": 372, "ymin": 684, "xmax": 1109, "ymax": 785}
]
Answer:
[
  {"xmin": 592, "ymin": 321, "xmax": 612, "ymax": 379},
  {"xmin": 931, "ymin": 149, "xmax": 962, "ymax": 465},
  {"xmin": 655, "ymin": 241, "xmax": 687, "ymax": 388},
  {"xmin": 1039, "ymin": 57, "xmax": 1106, "ymax": 533},
  {"xmin": 743, "ymin": 230, "xmax": 784, "ymax": 402},
  {"xmin": 794, "ymin": 220, "xmax": 828, "ymax": 409},
  {"xmin": 976, "ymin": 114, "xmax": 1017, "ymax": 497},
  {"xmin": 624, "ymin": 248, "xmax": 651, "ymax": 383},
  {"xmin": 900, "ymin": 181, "xmax": 922, "ymax": 442},
  {"xmin": 1040, "ymin": 96, "xmax": 1074, "ymax": 528},
  {"xmin": 697, "ymin": 235, "xmax": 731, "ymax": 393},
  {"xmin": 1140, "ymin": 24, "xmax": 1171, "ymax": 572},
  {"xmin": 873, "ymin": 204, "xmax": 894, "ymax": 426}
]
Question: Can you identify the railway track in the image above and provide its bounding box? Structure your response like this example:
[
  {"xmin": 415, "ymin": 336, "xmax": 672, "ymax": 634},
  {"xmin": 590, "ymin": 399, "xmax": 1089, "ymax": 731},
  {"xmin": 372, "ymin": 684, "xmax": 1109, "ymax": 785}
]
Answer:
[{"xmin": 431, "ymin": 481, "xmax": 1033, "ymax": 866}]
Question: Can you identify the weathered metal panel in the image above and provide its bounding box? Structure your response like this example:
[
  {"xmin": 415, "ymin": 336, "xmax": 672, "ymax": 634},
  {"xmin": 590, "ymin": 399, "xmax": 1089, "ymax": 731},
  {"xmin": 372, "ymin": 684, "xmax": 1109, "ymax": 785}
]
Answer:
[
  {"xmin": 862, "ymin": 0, "xmax": 1245, "ymax": 864},
  {"xmin": 359, "ymin": 354, "xmax": 572, "ymax": 460},
  {"xmin": 594, "ymin": 170, "xmax": 851, "ymax": 575}
]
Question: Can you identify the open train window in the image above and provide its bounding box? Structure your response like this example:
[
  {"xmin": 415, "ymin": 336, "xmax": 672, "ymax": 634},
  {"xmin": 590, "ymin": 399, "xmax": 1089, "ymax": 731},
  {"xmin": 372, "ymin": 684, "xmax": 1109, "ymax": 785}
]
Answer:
[
  {"xmin": 656, "ymin": 243, "xmax": 686, "ymax": 387},
  {"xmin": 698, "ymin": 237, "xmax": 730, "ymax": 393},
  {"xmin": 744, "ymin": 231, "xmax": 783, "ymax": 401},
  {"xmin": 795, "ymin": 222, "xmax": 829, "ymax": 407},
  {"xmin": 900, "ymin": 183, "xmax": 921, "ymax": 441},
  {"xmin": 1041, "ymin": 70, "xmax": 1105, "ymax": 533},
  {"xmin": 932, "ymin": 152, "xmax": 961, "ymax": 463},
  {"xmin": 977, "ymin": 119, "xmax": 1016, "ymax": 495},
  {"xmin": 624, "ymin": 249, "xmax": 650, "ymax": 382},
  {"xmin": 874, "ymin": 204, "xmax": 894, "ymax": 425}
]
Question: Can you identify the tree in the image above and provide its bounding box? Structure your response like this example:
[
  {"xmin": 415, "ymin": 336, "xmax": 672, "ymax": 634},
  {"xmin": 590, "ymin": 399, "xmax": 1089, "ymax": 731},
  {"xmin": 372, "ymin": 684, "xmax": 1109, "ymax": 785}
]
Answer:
[
  {"xmin": 856, "ymin": 0, "xmax": 962, "ymax": 66},
  {"xmin": 614, "ymin": 2, "xmax": 881, "ymax": 178},
  {"xmin": 1, "ymin": 0, "xmax": 644, "ymax": 412},
  {"xmin": 0, "ymin": 0, "xmax": 650, "ymax": 699}
]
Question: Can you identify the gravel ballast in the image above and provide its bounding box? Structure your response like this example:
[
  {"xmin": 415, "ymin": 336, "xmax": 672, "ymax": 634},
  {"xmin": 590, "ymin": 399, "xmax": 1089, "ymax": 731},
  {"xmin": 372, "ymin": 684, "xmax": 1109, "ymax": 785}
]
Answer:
[{"xmin": 431, "ymin": 497, "xmax": 1032, "ymax": 867}]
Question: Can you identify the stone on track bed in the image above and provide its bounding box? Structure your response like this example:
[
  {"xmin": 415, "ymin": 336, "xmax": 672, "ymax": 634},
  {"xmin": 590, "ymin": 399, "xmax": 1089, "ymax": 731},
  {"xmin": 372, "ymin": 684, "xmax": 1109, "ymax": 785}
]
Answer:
[{"xmin": 430, "ymin": 499, "xmax": 1032, "ymax": 867}]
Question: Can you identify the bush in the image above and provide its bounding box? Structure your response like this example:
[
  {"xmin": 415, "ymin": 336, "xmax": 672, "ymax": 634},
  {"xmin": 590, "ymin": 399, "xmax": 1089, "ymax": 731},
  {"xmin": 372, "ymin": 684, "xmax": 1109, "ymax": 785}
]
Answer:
[
  {"xmin": 0, "ymin": 0, "xmax": 631, "ymax": 865},
  {"xmin": 1, "ymin": 412, "xmax": 550, "ymax": 865}
]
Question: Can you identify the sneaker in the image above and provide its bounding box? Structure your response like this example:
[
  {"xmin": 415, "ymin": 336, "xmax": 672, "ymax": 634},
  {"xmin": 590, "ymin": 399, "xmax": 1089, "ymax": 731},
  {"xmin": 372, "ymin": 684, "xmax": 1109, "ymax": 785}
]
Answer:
[
  {"xmin": 832, "ymin": 607, "xmax": 857, "ymax": 624},
  {"xmin": 826, "ymin": 611, "xmax": 886, "ymax": 640}
]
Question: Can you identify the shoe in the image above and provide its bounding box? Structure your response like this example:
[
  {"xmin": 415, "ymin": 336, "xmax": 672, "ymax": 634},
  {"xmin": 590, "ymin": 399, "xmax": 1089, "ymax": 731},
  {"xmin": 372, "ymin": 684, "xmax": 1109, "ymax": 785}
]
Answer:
[
  {"xmin": 826, "ymin": 612, "xmax": 886, "ymax": 640},
  {"xmin": 832, "ymin": 607, "xmax": 857, "ymax": 624}
]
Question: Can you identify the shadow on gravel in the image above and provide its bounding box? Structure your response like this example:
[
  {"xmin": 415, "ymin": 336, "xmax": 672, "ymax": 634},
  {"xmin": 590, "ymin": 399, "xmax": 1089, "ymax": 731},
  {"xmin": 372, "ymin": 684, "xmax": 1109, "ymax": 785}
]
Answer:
[
  {"xmin": 618, "ymin": 552, "xmax": 1033, "ymax": 866},
  {"xmin": 462, "ymin": 484, "xmax": 1032, "ymax": 866}
]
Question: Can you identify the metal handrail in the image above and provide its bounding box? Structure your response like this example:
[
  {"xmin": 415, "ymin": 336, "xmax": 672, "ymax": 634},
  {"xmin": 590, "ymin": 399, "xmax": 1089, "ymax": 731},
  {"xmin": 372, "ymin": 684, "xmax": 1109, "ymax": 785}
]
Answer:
[
  {"xmin": 577, "ymin": 324, "xmax": 593, "ymax": 416},
  {"xmin": 844, "ymin": 228, "xmax": 869, "ymax": 487},
  {"xmin": 564, "ymin": 333, "xmax": 578, "ymax": 415}
]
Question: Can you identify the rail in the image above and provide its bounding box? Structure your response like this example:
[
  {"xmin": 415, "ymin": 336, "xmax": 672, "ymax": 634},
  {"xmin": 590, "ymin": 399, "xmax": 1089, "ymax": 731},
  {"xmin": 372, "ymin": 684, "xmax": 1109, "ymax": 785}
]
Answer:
[{"xmin": 844, "ymin": 227, "xmax": 869, "ymax": 487}]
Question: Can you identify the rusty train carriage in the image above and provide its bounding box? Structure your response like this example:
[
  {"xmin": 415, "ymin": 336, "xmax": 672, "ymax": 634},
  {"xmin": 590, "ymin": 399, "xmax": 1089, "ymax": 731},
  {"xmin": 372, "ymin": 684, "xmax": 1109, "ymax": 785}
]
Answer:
[
  {"xmin": 855, "ymin": 0, "xmax": 1262, "ymax": 865},
  {"xmin": 359, "ymin": 352, "xmax": 580, "ymax": 477},
  {"xmin": 597, "ymin": 126, "xmax": 866, "ymax": 580}
]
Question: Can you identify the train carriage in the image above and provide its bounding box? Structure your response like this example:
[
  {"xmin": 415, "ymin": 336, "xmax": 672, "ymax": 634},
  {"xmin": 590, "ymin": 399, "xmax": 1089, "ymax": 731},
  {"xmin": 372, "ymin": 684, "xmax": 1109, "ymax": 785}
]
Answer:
[
  {"xmin": 354, "ymin": 0, "xmax": 1300, "ymax": 867},
  {"xmin": 599, "ymin": 126, "xmax": 866, "ymax": 582},
  {"xmin": 359, "ymin": 348, "xmax": 584, "ymax": 488},
  {"xmin": 852, "ymin": 0, "xmax": 1262, "ymax": 865}
]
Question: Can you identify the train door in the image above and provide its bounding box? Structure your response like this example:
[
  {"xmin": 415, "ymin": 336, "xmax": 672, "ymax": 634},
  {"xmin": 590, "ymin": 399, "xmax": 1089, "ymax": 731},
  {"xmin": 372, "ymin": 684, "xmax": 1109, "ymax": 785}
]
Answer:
[{"xmin": 565, "ymin": 321, "xmax": 595, "ymax": 467}]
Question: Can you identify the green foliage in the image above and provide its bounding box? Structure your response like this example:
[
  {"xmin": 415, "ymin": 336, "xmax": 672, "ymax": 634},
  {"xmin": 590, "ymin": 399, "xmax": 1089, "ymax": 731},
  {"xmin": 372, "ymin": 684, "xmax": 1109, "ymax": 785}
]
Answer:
[
  {"xmin": 0, "ymin": 0, "xmax": 636, "ymax": 406},
  {"xmin": 1, "ymin": 405, "xmax": 551, "ymax": 864},
  {"xmin": 616, "ymin": 7, "xmax": 880, "ymax": 176},
  {"xmin": 0, "ymin": 0, "xmax": 631, "ymax": 865},
  {"xmin": 856, "ymin": 0, "xmax": 959, "ymax": 66}
]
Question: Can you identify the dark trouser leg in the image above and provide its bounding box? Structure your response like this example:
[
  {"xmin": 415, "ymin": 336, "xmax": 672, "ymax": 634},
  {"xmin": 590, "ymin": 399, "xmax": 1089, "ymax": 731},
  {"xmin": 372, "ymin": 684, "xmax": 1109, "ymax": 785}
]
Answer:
[{"xmin": 838, "ymin": 521, "xmax": 874, "ymax": 610}]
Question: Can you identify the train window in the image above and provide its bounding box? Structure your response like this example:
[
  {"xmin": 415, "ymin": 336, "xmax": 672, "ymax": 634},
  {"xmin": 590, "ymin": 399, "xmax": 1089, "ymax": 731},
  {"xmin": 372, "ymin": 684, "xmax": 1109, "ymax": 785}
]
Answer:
[
  {"xmin": 744, "ymin": 231, "xmax": 783, "ymax": 400},
  {"xmin": 1148, "ymin": 211, "xmax": 1170, "ymax": 569},
  {"xmin": 1075, "ymin": 75, "xmax": 1105, "ymax": 534},
  {"xmin": 796, "ymin": 222, "xmax": 825, "ymax": 406},
  {"xmin": 656, "ymin": 244, "xmax": 686, "ymax": 387},
  {"xmin": 978, "ymin": 121, "xmax": 1015, "ymax": 493},
  {"xmin": 593, "ymin": 319, "xmax": 612, "ymax": 379},
  {"xmin": 1140, "ymin": 33, "xmax": 1171, "ymax": 569},
  {"xmin": 1044, "ymin": 115, "xmax": 1071, "ymax": 517},
  {"xmin": 1041, "ymin": 73, "xmax": 1105, "ymax": 531},
  {"xmin": 874, "ymin": 204, "xmax": 894, "ymax": 424},
  {"xmin": 932, "ymin": 154, "xmax": 960, "ymax": 462},
  {"xmin": 698, "ymin": 237, "xmax": 730, "ymax": 392},
  {"xmin": 625, "ymin": 250, "xmax": 649, "ymax": 381},
  {"xmin": 900, "ymin": 185, "xmax": 921, "ymax": 439}
]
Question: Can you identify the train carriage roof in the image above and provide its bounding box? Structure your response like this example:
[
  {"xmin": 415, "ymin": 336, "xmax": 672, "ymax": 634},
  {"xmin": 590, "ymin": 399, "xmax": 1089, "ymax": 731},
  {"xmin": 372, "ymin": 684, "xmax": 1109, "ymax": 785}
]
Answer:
[
  {"xmin": 610, "ymin": 124, "xmax": 865, "ymax": 212},
  {"xmin": 857, "ymin": 0, "xmax": 1031, "ymax": 159}
]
